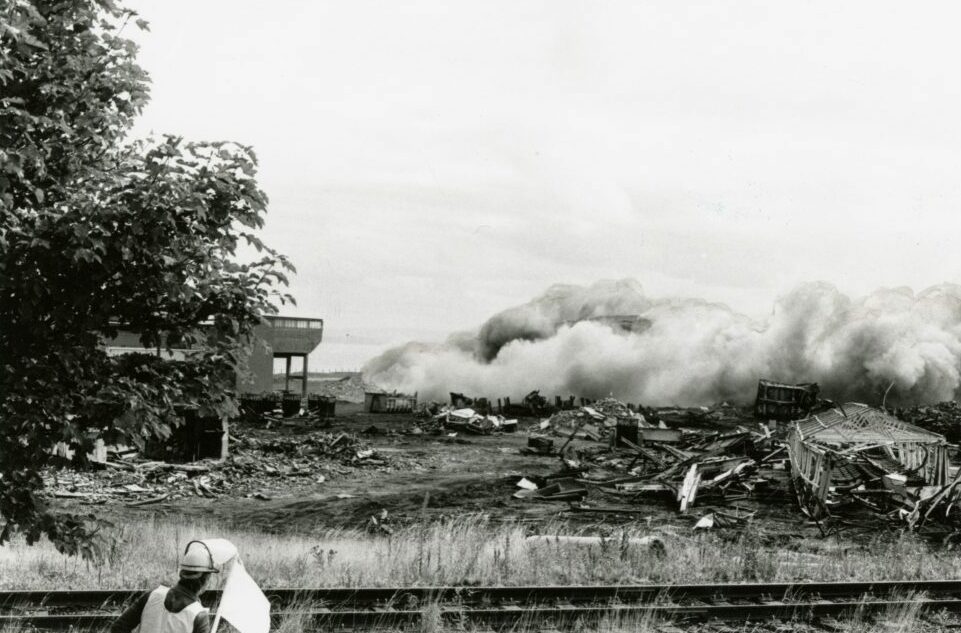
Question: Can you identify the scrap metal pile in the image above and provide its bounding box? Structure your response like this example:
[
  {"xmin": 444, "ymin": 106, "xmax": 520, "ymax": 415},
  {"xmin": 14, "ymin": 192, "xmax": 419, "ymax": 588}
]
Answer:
[{"xmin": 43, "ymin": 428, "xmax": 387, "ymax": 505}]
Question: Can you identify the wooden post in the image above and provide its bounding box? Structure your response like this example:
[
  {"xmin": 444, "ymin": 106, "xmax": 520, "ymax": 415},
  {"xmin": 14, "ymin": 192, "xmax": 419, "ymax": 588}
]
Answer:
[{"xmin": 284, "ymin": 355, "xmax": 292, "ymax": 393}]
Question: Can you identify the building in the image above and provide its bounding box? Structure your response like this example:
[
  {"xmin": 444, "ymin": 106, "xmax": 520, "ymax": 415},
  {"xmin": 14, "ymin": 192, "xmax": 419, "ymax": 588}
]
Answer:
[
  {"xmin": 105, "ymin": 314, "xmax": 324, "ymax": 460},
  {"xmin": 787, "ymin": 403, "xmax": 949, "ymax": 518},
  {"xmin": 106, "ymin": 315, "xmax": 324, "ymax": 398},
  {"xmin": 235, "ymin": 316, "xmax": 324, "ymax": 398}
]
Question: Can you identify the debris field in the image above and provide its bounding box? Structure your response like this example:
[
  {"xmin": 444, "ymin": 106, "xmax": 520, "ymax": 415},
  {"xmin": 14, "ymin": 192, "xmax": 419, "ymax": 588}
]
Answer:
[
  {"xmin": 42, "ymin": 378, "xmax": 961, "ymax": 539},
  {"xmin": 44, "ymin": 428, "xmax": 393, "ymax": 505}
]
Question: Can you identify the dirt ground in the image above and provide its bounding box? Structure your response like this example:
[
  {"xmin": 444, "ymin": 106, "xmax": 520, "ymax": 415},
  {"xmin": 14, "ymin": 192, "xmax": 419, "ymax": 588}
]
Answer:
[{"xmin": 93, "ymin": 404, "xmax": 818, "ymax": 542}]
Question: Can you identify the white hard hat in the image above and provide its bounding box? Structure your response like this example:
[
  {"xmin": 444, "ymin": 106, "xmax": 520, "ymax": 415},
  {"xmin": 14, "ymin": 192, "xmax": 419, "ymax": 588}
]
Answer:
[{"xmin": 180, "ymin": 541, "xmax": 219, "ymax": 576}]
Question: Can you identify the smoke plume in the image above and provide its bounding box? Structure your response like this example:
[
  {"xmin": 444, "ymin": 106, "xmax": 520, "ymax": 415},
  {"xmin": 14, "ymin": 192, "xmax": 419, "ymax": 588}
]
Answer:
[{"xmin": 363, "ymin": 279, "xmax": 961, "ymax": 406}]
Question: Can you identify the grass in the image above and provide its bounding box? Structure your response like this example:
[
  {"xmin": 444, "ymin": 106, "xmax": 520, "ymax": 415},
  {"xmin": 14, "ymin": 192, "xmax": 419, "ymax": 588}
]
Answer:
[
  {"xmin": 2, "ymin": 514, "xmax": 961, "ymax": 590},
  {"xmin": 845, "ymin": 595, "xmax": 924, "ymax": 633},
  {"xmin": 2, "ymin": 520, "xmax": 955, "ymax": 633},
  {"xmin": 0, "ymin": 515, "xmax": 958, "ymax": 631}
]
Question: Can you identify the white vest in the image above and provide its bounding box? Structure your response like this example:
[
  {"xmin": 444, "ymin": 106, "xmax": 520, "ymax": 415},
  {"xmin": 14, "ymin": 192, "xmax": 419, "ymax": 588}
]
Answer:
[{"xmin": 134, "ymin": 586, "xmax": 207, "ymax": 633}]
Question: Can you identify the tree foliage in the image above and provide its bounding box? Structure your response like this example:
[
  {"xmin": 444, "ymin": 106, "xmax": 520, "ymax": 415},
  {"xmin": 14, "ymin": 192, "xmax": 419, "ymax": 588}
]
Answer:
[{"xmin": 0, "ymin": 0, "xmax": 293, "ymax": 555}]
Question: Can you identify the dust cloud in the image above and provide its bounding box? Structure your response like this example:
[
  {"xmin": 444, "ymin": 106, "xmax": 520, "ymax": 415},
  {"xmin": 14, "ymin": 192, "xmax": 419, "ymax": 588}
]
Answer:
[{"xmin": 363, "ymin": 279, "xmax": 961, "ymax": 406}]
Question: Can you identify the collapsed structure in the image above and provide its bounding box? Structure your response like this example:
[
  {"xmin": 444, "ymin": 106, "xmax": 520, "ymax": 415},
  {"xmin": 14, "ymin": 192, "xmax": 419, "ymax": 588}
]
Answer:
[
  {"xmin": 497, "ymin": 382, "xmax": 961, "ymax": 533},
  {"xmin": 787, "ymin": 403, "xmax": 950, "ymax": 518}
]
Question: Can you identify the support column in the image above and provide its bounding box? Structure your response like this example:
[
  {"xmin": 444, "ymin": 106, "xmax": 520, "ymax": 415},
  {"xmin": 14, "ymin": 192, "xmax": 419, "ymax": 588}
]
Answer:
[{"xmin": 301, "ymin": 353, "xmax": 309, "ymax": 400}]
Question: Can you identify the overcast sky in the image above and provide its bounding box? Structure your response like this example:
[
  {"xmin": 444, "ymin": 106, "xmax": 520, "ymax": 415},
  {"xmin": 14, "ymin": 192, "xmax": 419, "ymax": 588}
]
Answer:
[{"xmin": 128, "ymin": 1, "xmax": 961, "ymax": 370}]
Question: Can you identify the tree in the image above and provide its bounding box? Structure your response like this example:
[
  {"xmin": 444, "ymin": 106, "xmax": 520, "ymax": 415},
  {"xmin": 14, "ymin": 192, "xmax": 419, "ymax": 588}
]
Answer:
[{"xmin": 0, "ymin": 0, "xmax": 293, "ymax": 556}]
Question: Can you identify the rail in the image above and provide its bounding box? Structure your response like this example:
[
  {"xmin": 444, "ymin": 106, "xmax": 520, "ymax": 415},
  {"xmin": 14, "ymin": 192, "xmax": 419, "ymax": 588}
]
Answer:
[{"xmin": 3, "ymin": 580, "xmax": 960, "ymax": 629}]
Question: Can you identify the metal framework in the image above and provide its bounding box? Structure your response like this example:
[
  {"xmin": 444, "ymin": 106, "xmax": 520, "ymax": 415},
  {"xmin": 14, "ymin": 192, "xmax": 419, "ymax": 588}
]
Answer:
[{"xmin": 787, "ymin": 403, "xmax": 948, "ymax": 516}]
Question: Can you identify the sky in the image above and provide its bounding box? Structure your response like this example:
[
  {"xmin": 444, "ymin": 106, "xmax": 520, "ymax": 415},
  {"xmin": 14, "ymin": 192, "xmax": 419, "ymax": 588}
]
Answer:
[{"xmin": 127, "ymin": 0, "xmax": 961, "ymax": 371}]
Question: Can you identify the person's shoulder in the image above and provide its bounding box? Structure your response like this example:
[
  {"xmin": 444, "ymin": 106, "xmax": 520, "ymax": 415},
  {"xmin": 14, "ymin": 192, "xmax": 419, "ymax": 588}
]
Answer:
[{"xmin": 191, "ymin": 608, "xmax": 212, "ymax": 633}]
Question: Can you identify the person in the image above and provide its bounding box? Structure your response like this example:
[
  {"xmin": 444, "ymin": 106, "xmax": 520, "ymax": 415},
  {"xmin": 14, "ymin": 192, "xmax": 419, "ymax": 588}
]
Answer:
[{"xmin": 111, "ymin": 541, "xmax": 219, "ymax": 633}]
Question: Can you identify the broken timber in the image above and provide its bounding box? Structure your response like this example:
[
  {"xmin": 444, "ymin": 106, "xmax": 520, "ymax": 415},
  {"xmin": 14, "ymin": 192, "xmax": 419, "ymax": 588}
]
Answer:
[{"xmin": 787, "ymin": 403, "xmax": 949, "ymax": 521}]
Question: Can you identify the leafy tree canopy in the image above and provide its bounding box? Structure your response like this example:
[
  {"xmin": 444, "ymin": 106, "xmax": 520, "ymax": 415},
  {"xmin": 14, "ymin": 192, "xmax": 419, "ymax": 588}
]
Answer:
[{"xmin": 0, "ymin": 0, "xmax": 293, "ymax": 556}]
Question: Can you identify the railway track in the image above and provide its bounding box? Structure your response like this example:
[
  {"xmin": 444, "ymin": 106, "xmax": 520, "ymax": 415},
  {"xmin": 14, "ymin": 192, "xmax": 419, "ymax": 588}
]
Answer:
[{"xmin": 2, "ymin": 580, "xmax": 961, "ymax": 629}]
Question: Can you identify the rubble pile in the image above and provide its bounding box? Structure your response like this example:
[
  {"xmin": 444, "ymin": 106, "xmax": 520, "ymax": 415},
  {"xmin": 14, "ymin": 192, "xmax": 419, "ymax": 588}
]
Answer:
[
  {"xmin": 42, "ymin": 429, "xmax": 387, "ymax": 505},
  {"xmin": 535, "ymin": 407, "xmax": 610, "ymax": 442},
  {"xmin": 513, "ymin": 396, "xmax": 781, "ymax": 528},
  {"xmin": 245, "ymin": 410, "xmax": 333, "ymax": 428},
  {"xmin": 413, "ymin": 406, "xmax": 518, "ymax": 435},
  {"xmin": 894, "ymin": 401, "xmax": 961, "ymax": 443},
  {"xmin": 647, "ymin": 402, "xmax": 745, "ymax": 427},
  {"xmin": 518, "ymin": 414, "xmax": 777, "ymax": 520},
  {"xmin": 310, "ymin": 373, "xmax": 378, "ymax": 403},
  {"xmin": 233, "ymin": 428, "xmax": 380, "ymax": 465},
  {"xmin": 535, "ymin": 398, "xmax": 650, "ymax": 443},
  {"xmin": 514, "ymin": 396, "xmax": 961, "ymax": 535},
  {"xmin": 583, "ymin": 428, "xmax": 774, "ymax": 510},
  {"xmin": 590, "ymin": 397, "xmax": 645, "ymax": 420}
]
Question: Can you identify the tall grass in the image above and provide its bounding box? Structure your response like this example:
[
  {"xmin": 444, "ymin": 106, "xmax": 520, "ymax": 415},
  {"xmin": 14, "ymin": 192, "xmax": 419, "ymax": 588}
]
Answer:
[
  {"xmin": 2, "ymin": 514, "xmax": 961, "ymax": 590},
  {"xmin": 843, "ymin": 592, "xmax": 927, "ymax": 633},
  {"xmin": 0, "ymin": 520, "xmax": 945, "ymax": 633}
]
